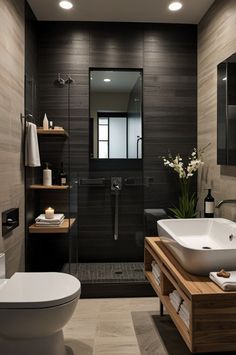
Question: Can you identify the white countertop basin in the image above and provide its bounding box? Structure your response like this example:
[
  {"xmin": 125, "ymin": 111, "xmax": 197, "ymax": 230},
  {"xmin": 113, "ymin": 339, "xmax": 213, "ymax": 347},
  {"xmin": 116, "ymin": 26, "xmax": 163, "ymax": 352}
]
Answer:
[{"xmin": 157, "ymin": 218, "xmax": 236, "ymax": 275}]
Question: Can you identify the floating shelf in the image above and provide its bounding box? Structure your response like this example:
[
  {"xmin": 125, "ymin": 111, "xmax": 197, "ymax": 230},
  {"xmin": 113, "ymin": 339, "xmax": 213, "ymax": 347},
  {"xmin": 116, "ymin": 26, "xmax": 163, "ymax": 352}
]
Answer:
[
  {"xmin": 37, "ymin": 128, "xmax": 68, "ymax": 137},
  {"xmin": 29, "ymin": 218, "xmax": 75, "ymax": 234},
  {"xmin": 30, "ymin": 184, "xmax": 69, "ymax": 190}
]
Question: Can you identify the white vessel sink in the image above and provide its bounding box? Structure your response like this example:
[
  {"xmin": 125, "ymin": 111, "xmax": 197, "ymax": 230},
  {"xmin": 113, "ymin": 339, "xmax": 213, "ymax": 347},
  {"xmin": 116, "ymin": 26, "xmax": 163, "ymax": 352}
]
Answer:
[{"xmin": 157, "ymin": 218, "xmax": 236, "ymax": 275}]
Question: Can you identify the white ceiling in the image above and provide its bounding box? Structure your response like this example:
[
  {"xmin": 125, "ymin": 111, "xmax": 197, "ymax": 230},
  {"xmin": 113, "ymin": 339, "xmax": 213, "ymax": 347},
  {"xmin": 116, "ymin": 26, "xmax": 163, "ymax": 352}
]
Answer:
[{"xmin": 27, "ymin": 0, "xmax": 214, "ymax": 24}]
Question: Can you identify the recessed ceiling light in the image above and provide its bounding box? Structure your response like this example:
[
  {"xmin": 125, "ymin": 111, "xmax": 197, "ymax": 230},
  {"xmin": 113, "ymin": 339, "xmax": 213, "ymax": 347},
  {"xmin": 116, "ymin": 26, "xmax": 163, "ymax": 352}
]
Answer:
[
  {"xmin": 59, "ymin": 1, "xmax": 73, "ymax": 10},
  {"xmin": 168, "ymin": 1, "xmax": 183, "ymax": 11},
  {"xmin": 104, "ymin": 78, "xmax": 111, "ymax": 82}
]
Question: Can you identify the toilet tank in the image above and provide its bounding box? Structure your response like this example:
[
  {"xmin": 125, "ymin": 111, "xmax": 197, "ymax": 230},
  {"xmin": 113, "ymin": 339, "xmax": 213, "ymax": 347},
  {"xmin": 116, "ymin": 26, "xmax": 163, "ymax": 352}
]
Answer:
[{"xmin": 0, "ymin": 253, "xmax": 5, "ymax": 279}]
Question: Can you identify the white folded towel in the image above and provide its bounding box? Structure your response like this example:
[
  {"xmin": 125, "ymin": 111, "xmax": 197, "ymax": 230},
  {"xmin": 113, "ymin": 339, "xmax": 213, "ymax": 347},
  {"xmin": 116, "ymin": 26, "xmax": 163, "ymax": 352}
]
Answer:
[
  {"xmin": 152, "ymin": 265, "xmax": 160, "ymax": 276},
  {"xmin": 152, "ymin": 269, "xmax": 160, "ymax": 284},
  {"xmin": 35, "ymin": 220, "xmax": 64, "ymax": 226},
  {"xmin": 179, "ymin": 302, "xmax": 189, "ymax": 319},
  {"xmin": 179, "ymin": 308, "xmax": 190, "ymax": 328},
  {"xmin": 25, "ymin": 122, "xmax": 41, "ymax": 167},
  {"xmin": 169, "ymin": 290, "xmax": 183, "ymax": 313},
  {"xmin": 209, "ymin": 271, "xmax": 236, "ymax": 291},
  {"xmin": 35, "ymin": 214, "xmax": 65, "ymax": 225},
  {"xmin": 170, "ymin": 296, "xmax": 180, "ymax": 312},
  {"xmin": 172, "ymin": 290, "xmax": 182, "ymax": 304}
]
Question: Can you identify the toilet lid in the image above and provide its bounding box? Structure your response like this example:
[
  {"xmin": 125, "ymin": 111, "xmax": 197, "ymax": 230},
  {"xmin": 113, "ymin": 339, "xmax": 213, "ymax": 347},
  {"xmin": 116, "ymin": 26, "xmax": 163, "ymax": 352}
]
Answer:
[{"xmin": 0, "ymin": 273, "xmax": 81, "ymax": 309}]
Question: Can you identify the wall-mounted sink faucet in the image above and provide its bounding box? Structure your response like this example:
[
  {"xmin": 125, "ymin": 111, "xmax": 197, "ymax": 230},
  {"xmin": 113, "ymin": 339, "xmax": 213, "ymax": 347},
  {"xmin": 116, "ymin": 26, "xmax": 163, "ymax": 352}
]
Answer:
[{"xmin": 215, "ymin": 199, "xmax": 236, "ymax": 208}]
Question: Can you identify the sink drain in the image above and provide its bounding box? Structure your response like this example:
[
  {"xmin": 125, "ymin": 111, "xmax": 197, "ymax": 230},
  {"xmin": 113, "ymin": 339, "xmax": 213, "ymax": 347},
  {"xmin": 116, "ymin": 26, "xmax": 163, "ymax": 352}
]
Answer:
[{"xmin": 202, "ymin": 246, "xmax": 211, "ymax": 249}]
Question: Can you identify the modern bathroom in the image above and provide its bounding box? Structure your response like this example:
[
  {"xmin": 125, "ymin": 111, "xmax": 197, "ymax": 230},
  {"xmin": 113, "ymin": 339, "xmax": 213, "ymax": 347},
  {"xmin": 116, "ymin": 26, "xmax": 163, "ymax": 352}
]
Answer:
[{"xmin": 1, "ymin": 0, "xmax": 236, "ymax": 354}]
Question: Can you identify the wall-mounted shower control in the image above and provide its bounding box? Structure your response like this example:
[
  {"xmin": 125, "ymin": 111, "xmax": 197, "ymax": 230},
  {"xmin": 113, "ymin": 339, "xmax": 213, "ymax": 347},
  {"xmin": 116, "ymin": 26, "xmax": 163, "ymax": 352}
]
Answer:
[
  {"xmin": 111, "ymin": 177, "xmax": 122, "ymax": 191},
  {"xmin": 111, "ymin": 178, "xmax": 122, "ymax": 241},
  {"xmin": 2, "ymin": 208, "xmax": 19, "ymax": 237}
]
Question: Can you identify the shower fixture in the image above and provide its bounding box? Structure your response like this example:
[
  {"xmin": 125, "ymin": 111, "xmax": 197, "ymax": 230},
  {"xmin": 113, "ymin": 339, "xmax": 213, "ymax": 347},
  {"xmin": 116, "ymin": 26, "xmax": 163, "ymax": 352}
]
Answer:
[
  {"xmin": 54, "ymin": 73, "xmax": 65, "ymax": 87},
  {"xmin": 65, "ymin": 75, "xmax": 74, "ymax": 84},
  {"xmin": 111, "ymin": 177, "xmax": 122, "ymax": 241},
  {"xmin": 54, "ymin": 73, "xmax": 74, "ymax": 87}
]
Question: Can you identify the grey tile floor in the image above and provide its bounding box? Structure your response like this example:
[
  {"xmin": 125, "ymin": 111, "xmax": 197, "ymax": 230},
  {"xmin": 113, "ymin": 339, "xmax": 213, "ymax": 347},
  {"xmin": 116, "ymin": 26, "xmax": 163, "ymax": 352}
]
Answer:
[{"xmin": 64, "ymin": 297, "xmax": 159, "ymax": 355}]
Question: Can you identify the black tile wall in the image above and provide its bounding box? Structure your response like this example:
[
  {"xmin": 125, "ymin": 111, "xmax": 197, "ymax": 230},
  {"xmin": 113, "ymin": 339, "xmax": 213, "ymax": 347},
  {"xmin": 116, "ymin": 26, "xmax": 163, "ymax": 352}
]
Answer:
[{"xmin": 26, "ymin": 20, "xmax": 197, "ymax": 268}]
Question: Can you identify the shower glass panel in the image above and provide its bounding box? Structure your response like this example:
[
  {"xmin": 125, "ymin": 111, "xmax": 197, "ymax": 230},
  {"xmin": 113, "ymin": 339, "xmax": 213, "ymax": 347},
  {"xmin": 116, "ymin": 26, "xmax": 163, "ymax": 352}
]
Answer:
[
  {"xmin": 128, "ymin": 117, "xmax": 142, "ymax": 158},
  {"xmin": 73, "ymin": 69, "xmax": 148, "ymax": 297}
]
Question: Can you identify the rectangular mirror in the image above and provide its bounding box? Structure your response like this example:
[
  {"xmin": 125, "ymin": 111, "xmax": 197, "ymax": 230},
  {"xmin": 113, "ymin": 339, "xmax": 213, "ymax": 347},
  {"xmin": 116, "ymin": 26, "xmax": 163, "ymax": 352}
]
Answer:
[
  {"xmin": 217, "ymin": 53, "xmax": 236, "ymax": 165},
  {"xmin": 89, "ymin": 69, "xmax": 143, "ymax": 159}
]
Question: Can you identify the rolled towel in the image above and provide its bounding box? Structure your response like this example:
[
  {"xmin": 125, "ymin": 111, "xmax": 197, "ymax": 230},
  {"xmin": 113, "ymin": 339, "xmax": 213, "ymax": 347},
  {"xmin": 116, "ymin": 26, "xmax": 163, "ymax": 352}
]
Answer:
[{"xmin": 210, "ymin": 271, "xmax": 236, "ymax": 291}]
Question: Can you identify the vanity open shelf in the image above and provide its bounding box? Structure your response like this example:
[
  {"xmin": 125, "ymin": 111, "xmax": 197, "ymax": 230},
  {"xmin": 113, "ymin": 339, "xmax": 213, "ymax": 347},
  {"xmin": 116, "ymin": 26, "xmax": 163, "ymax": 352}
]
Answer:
[
  {"xmin": 29, "ymin": 218, "xmax": 75, "ymax": 234},
  {"xmin": 29, "ymin": 184, "xmax": 69, "ymax": 190},
  {"xmin": 37, "ymin": 128, "xmax": 68, "ymax": 137},
  {"xmin": 145, "ymin": 237, "xmax": 236, "ymax": 353}
]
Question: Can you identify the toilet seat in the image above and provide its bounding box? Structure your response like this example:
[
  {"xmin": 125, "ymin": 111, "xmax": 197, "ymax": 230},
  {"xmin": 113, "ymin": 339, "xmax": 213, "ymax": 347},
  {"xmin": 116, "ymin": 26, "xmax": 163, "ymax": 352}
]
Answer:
[{"xmin": 0, "ymin": 272, "xmax": 81, "ymax": 309}]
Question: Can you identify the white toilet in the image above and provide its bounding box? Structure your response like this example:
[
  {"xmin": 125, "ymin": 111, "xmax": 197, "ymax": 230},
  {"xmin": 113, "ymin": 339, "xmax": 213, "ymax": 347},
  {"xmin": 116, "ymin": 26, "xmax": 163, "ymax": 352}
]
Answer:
[{"xmin": 0, "ymin": 254, "xmax": 81, "ymax": 355}]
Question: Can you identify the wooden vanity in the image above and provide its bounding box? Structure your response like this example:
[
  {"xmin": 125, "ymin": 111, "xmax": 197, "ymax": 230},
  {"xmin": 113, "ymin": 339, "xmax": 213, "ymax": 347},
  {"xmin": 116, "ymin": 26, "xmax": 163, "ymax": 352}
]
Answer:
[{"xmin": 145, "ymin": 237, "xmax": 236, "ymax": 353}]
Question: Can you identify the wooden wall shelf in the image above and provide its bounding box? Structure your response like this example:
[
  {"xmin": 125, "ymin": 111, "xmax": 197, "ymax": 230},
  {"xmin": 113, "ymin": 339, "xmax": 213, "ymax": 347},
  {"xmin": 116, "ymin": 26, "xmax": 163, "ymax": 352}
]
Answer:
[
  {"xmin": 30, "ymin": 184, "xmax": 69, "ymax": 190},
  {"xmin": 29, "ymin": 218, "xmax": 75, "ymax": 234},
  {"xmin": 145, "ymin": 237, "xmax": 236, "ymax": 353},
  {"xmin": 37, "ymin": 128, "xmax": 68, "ymax": 137}
]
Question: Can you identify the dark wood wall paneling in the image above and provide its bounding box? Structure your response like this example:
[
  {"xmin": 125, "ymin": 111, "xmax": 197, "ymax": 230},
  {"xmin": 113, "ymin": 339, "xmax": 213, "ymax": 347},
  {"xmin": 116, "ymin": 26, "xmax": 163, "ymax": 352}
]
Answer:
[
  {"xmin": 143, "ymin": 25, "xmax": 197, "ymax": 208},
  {"xmin": 27, "ymin": 21, "xmax": 197, "ymax": 267}
]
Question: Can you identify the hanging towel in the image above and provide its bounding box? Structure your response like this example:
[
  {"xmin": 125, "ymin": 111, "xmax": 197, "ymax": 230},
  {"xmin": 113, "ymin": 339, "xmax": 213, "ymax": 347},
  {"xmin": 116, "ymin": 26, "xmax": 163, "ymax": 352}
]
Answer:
[
  {"xmin": 25, "ymin": 122, "xmax": 41, "ymax": 167},
  {"xmin": 209, "ymin": 271, "xmax": 236, "ymax": 291}
]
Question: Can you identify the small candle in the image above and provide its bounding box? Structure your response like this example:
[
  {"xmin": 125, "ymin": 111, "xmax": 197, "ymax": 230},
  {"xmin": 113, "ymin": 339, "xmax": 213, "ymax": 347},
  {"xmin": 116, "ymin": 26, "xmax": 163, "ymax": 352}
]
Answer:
[{"xmin": 45, "ymin": 207, "xmax": 54, "ymax": 219}]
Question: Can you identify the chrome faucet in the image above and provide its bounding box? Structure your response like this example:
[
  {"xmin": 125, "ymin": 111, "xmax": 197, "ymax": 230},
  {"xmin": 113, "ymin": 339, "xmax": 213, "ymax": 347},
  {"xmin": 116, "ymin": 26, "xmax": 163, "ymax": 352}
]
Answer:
[
  {"xmin": 111, "ymin": 177, "xmax": 122, "ymax": 191},
  {"xmin": 215, "ymin": 200, "xmax": 236, "ymax": 208}
]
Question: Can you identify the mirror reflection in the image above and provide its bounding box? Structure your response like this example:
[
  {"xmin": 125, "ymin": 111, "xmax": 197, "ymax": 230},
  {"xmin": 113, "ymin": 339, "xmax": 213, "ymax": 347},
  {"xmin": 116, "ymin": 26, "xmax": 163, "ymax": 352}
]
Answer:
[
  {"xmin": 217, "ymin": 53, "xmax": 236, "ymax": 165},
  {"xmin": 89, "ymin": 69, "xmax": 142, "ymax": 159}
]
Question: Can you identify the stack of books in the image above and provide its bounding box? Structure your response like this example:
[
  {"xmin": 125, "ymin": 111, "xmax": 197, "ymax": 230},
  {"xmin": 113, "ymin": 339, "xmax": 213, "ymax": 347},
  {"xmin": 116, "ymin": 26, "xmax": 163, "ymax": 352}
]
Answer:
[{"xmin": 35, "ymin": 214, "xmax": 65, "ymax": 227}]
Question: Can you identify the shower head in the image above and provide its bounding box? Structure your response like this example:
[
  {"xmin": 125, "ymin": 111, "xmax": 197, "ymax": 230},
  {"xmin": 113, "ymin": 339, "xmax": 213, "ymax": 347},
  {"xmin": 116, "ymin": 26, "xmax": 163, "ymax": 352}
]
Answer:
[{"xmin": 54, "ymin": 73, "xmax": 66, "ymax": 87}]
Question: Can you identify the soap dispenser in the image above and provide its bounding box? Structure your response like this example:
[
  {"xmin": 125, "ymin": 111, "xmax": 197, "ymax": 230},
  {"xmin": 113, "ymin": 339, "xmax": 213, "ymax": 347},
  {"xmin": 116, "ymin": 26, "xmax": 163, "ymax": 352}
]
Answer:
[{"xmin": 43, "ymin": 162, "xmax": 52, "ymax": 186}]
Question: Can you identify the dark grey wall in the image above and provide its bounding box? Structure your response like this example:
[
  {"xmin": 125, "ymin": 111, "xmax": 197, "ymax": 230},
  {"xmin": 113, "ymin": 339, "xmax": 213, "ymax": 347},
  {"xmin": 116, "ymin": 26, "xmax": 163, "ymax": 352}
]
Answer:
[{"xmin": 28, "ymin": 21, "xmax": 197, "ymax": 265}]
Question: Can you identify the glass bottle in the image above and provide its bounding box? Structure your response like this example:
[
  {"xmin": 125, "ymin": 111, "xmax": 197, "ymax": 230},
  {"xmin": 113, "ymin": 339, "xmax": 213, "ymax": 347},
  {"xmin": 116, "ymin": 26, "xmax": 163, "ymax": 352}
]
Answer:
[
  {"xmin": 204, "ymin": 189, "xmax": 214, "ymax": 218},
  {"xmin": 59, "ymin": 162, "xmax": 67, "ymax": 186}
]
